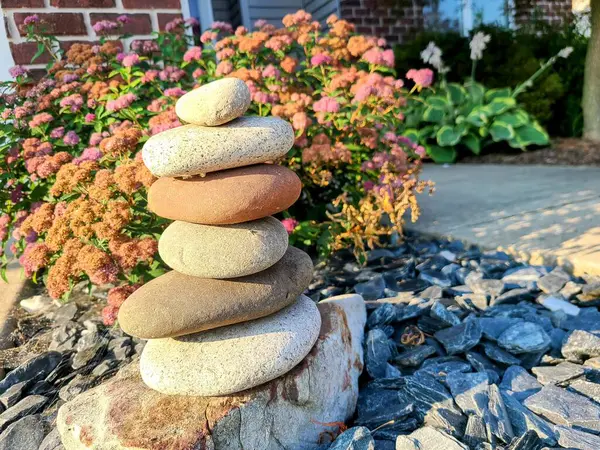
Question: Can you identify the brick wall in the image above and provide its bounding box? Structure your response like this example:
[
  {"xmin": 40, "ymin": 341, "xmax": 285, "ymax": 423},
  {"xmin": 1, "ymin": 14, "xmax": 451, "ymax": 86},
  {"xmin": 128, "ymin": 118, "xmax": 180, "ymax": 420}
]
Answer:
[
  {"xmin": 3, "ymin": 0, "xmax": 185, "ymax": 71},
  {"xmin": 514, "ymin": 0, "xmax": 574, "ymax": 27},
  {"xmin": 339, "ymin": 0, "xmax": 424, "ymax": 44}
]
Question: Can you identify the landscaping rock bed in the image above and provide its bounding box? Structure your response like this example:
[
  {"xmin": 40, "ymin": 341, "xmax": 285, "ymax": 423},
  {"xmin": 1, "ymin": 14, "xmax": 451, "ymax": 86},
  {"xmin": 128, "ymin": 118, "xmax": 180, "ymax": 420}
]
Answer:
[{"xmin": 1, "ymin": 231, "xmax": 600, "ymax": 449}]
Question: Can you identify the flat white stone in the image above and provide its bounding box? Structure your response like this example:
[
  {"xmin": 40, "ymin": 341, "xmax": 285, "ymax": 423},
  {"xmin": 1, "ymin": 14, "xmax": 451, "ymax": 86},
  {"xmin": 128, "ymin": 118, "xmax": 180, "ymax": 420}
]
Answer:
[
  {"xmin": 175, "ymin": 78, "xmax": 251, "ymax": 126},
  {"xmin": 142, "ymin": 116, "xmax": 294, "ymax": 177},
  {"xmin": 140, "ymin": 294, "xmax": 321, "ymax": 396},
  {"xmin": 158, "ymin": 217, "xmax": 288, "ymax": 278},
  {"xmin": 541, "ymin": 295, "xmax": 580, "ymax": 316}
]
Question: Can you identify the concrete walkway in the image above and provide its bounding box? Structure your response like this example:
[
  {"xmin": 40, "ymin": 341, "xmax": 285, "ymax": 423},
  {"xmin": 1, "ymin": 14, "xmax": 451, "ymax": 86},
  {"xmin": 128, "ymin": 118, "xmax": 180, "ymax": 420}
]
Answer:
[{"xmin": 407, "ymin": 164, "xmax": 600, "ymax": 276}]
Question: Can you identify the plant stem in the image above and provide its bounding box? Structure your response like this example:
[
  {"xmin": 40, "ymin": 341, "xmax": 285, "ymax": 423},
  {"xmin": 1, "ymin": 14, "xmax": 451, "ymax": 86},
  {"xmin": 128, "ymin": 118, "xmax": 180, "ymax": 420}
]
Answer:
[
  {"xmin": 512, "ymin": 56, "xmax": 556, "ymax": 98},
  {"xmin": 471, "ymin": 59, "xmax": 477, "ymax": 81}
]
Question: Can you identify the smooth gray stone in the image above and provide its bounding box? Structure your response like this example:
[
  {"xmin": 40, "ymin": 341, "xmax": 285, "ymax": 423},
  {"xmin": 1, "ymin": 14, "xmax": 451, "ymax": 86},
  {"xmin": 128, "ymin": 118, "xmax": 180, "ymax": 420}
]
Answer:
[
  {"xmin": 554, "ymin": 425, "xmax": 600, "ymax": 450},
  {"xmin": 446, "ymin": 371, "xmax": 489, "ymax": 416},
  {"xmin": 396, "ymin": 427, "xmax": 468, "ymax": 450},
  {"xmin": 486, "ymin": 384, "xmax": 514, "ymax": 444},
  {"xmin": 420, "ymin": 285, "xmax": 443, "ymax": 300},
  {"xmin": 394, "ymin": 304, "xmax": 424, "ymax": 322},
  {"xmin": 532, "ymin": 362, "xmax": 585, "ymax": 385},
  {"xmin": 393, "ymin": 345, "xmax": 436, "ymax": 367},
  {"xmin": 400, "ymin": 374, "xmax": 466, "ymax": 437},
  {"xmin": 366, "ymin": 303, "xmax": 396, "ymax": 329},
  {"xmin": 561, "ymin": 308, "xmax": 600, "ymax": 333},
  {"xmin": 430, "ymin": 301, "xmax": 461, "ymax": 326},
  {"xmin": 355, "ymin": 275, "xmax": 386, "ymax": 301},
  {"xmin": 468, "ymin": 278, "xmax": 505, "ymax": 298},
  {"xmin": 434, "ymin": 317, "xmax": 482, "ymax": 355},
  {"xmin": 418, "ymin": 357, "xmax": 472, "ymax": 382},
  {"xmin": 365, "ymin": 329, "xmax": 393, "ymax": 379},
  {"xmin": 478, "ymin": 317, "xmax": 523, "ymax": 341},
  {"xmin": 463, "ymin": 416, "xmax": 487, "ymax": 448},
  {"xmin": 328, "ymin": 426, "xmax": 375, "ymax": 450},
  {"xmin": 454, "ymin": 293, "xmax": 488, "ymax": 311},
  {"xmin": 524, "ymin": 384, "xmax": 600, "ymax": 434},
  {"xmin": 500, "ymin": 389, "xmax": 557, "ymax": 446},
  {"xmin": 549, "ymin": 328, "xmax": 566, "ymax": 352},
  {"xmin": 568, "ymin": 379, "xmax": 600, "ymax": 404},
  {"xmin": 0, "ymin": 353, "xmax": 61, "ymax": 394},
  {"xmin": 498, "ymin": 322, "xmax": 551, "ymax": 354},
  {"xmin": 538, "ymin": 273, "xmax": 569, "ymax": 294},
  {"xmin": 505, "ymin": 430, "xmax": 543, "ymax": 450},
  {"xmin": 0, "ymin": 381, "xmax": 29, "ymax": 409},
  {"xmin": 502, "ymin": 266, "xmax": 544, "ymax": 283},
  {"xmin": 355, "ymin": 388, "xmax": 413, "ymax": 428},
  {"xmin": 38, "ymin": 427, "xmax": 63, "ymax": 450},
  {"xmin": 465, "ymin": 352, "xmax": 501, "ymax": 383},
  {"xmin": 500, "ymin": 366, "xmax": 542, "ymax": 401},
  {"xmin": 0, "ymin": 415, "xmax": 44, "ymax": 450},
  {"xmin": 419, "ymin": 270, "xmax": 452, "ymax": 288},
  {"xmin": 0, "ymin": 395, "xmax": 46, "ymax": 432},
  {"xmin": 492, "ymin": 288, "xmax": 535, "ymax": 305},
  {"xmin": 561, "ymin": 330, "xmax": 600, "ymax": 362},
  {"xmin": 372, "ymin": 418, "xmax": 419, "ymax": 441},
  {"xmin": 482, "ymin": 342, "xmax": 522, "ymax": 366}
]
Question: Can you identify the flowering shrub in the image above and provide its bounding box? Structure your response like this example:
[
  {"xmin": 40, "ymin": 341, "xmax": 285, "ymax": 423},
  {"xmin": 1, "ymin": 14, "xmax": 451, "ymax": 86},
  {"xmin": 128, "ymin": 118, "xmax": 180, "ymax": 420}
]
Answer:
[{"xmin": 0, "ymin": 11, "xmax": 432, "ymax": 322}]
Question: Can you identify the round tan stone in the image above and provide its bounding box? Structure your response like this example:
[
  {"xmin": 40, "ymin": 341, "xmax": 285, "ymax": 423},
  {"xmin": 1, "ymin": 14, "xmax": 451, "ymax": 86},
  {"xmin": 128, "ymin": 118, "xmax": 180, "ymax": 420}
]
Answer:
[
  {"xmin": 118, "ymin": 246, "xmax": 313, "ymax": 339},
  {"xmin": 158, "ymin": 217, "xmax": 288, "ymax": 279},
  {"xmin": 140, "ymin": 294, "xmax": 321, "ymax": 396},
  {"xmin": 148, "ymin": 164, "xmax": 301, "ymax": 224},
  {"xmin": 175, "ymin": 78, "xmax": 251, "ymax": 126},
  {"xmin": 141, "ymin": 116, "xmax": 294, "ymax": 177}
]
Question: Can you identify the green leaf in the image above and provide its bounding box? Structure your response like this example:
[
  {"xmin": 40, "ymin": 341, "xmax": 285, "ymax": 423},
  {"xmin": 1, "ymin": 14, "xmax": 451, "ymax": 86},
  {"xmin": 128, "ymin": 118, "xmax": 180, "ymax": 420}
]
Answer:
[
  {"xmin": 418, "ymin": 126, "xmax": 436, "ymax": 140},
  {"xmin": 423, "ymin": 106, "xmax": 445, "ymax": 123},
  {"xmin": 447, "ymin": 83, "xmax": 467, "ymax": 105},
  {"xmin": 461, "ymin": 133, "xmax": 481, "ymax": 155},
  {"xmin": 428, "ymin": 145, "xmax": 457, "ymax": 163},
  {"xmin": 402, "ymin": 128, "xmax": 419, "ymax": 144},
  {"xmin": 485, "ymin": 87, "xmax": 512, "ymax": 101},
  {"xmin": 482, "ymin": 97, "xmax": 516, "ymax": 116},
  {"xmin": 436, "ymin": 125, "xmax": 462, "ymax": 146},
  {"xmin": 31, "ymin": 43, "xmax": 46, "ymax": 63},
  {"xmin": 515, "ymin": 123, "xmax": 550, "ymax": 146},
  {"xmin": 426, "ymin": 96, "xmax": 449, "ymax": 108},
  {"xmin": 465, "ymin": 107, "xmax": 488, "ymax": 127},
  {"xmin": 465, "ymin": 82, "xmax": 485, "ymax": 104},
  {"xmin": 490, "ymin": 121, "xmax": 515, "ymax": 141},
  {"xmin": 496, "ymin": 111, "xmax": 529, "ymax": 128}
]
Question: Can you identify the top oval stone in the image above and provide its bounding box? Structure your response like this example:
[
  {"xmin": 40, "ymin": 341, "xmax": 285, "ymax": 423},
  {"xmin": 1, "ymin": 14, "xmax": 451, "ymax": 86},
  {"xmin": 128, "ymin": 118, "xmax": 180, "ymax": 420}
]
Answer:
[
  {"xmin": 175, "ymin": 78, "xmax": 251, "ymax": 126},
  {"xmin": 142, "ymin": 116, "xmax": 294, "ymax": 177}
]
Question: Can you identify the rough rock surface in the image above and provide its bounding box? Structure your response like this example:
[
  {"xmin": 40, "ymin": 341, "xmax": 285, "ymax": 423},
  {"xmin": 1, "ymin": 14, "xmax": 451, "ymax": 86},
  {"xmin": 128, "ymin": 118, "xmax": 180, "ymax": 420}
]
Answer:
[
  {"xmin": 57, "ymin": 294, "xmax": 366, "ymax": 450},
  {"xmin": 142, "ymin": 117, "xmax": 294, "ymax": 177},
  {"xmin": 140, "ymin": 295, "xmax": 321, "ymax": 396},
  {"xmin": 118, "ymin": 246, "xmax": 313, "ymax": 339},
  {"xmin": 175, "ymin": 77, "xmax": 251, "ymax": 126},
  {"xmin": 158, "ymin": 216, "xmax": 288, "ymax": 278},
  {"xmin": 148, "ymin": 164, "xmax": 301, "ymax": 224}
]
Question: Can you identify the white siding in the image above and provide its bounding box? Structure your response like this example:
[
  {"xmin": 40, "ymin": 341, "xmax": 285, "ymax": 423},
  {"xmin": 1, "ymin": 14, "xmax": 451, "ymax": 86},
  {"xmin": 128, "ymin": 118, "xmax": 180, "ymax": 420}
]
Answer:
[
  {"xmin": 304, "ymin": 0, "xmax": 339, "ymax": 23},
  {"xmin": 244, "ymin": 0, "xmax": 304, "ymax": 26}
]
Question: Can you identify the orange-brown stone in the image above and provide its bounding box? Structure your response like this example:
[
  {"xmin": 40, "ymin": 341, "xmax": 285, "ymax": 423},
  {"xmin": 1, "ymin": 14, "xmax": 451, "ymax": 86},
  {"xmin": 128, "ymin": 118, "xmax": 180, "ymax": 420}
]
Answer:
[{"xmin": 148, "ymin": 164, "xmax": 301, "ymax": 224}]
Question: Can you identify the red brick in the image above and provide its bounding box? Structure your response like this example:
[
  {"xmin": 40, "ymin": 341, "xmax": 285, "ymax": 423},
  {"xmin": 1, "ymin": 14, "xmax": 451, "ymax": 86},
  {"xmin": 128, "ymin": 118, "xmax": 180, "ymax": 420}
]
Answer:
[
  {"xmin": 2, "ymin": 0, "xmax": 44, "ymax": 7},
  {"xmin": 90, "ymin": 13, "xmax": 152, "ymax": 35},
  {"xmin": 123, "ymin": 0, "xmax": 180, "ymax": 8},
  {"xmin": 363, "ymin": 17, "xmax": 381, "ymax": 25},
  {"xmin": 14, "ymin": 13, "xmax": 87, "ymax": 36},
  {"xmin": 158, "ymin": 13, "xmax": 182, "ymax": 31},
  {"xmin": 51, "ymin": 0, "xmax": 115, "ymax": 6},
  {"xmin": 340, "ymin": 0, "xmax": 361, "ymax": 5},
  {"xmin": 10, "ymin": 42, "xmax": 52, "ymax": 65},
  {"xmin": 355, "ymin": 25, "xmax": 371, "ymax": 34}
]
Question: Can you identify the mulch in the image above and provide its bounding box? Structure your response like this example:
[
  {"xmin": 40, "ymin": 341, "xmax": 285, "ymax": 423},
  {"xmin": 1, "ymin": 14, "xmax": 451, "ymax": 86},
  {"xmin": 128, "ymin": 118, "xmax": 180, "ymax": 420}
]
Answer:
[{"xmin": 459, "ymin": 137, "xmax": 600, "ymax": 166}]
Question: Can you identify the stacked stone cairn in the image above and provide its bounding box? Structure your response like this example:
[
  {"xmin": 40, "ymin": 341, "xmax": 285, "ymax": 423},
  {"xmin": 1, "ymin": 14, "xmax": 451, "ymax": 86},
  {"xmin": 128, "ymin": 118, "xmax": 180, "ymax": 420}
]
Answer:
[{"xmin": 118, "ymin": 78, "xmax": 322, "ymax": 396}]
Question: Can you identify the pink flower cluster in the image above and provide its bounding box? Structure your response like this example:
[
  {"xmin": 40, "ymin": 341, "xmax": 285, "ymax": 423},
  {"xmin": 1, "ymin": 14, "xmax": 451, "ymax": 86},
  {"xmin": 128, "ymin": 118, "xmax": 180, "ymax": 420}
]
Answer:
[
  {"xmin": 92, "ymin": 20, "xmax": 118, "ymax": 34},
  {"xmin": 106, "ymin": 93, "xmax": 136, "ymax": 112},
  {"xmin": 59, "ymin": 93, "xmax": 84, "ymax": 112},
  {"xmin": 262, "ymin": 64, "xmax": 281, "ymax": 79},
  {"xmin": 9, "ymin": 66, "xmax": 27, "ymax": 78},
  {"xmin": 362, "ymin": 48, "xmax": 394, "ymax": 68},
  {"xmin": 131, "ymin": 40, "xmax": 159, "ymax": 54},
  {"xmin": 406, "ymin": 69, "xmax": 434, "ymax": 88},
  {"xmin": 211, "ymin": 21, "xmax": 233, "ymax": 33},
  {"xmin": 183, "ymin": 46, "xmax": 202, "ymax": 63},
  {"xmin": 63, "ymin": 131, "xmax": 80, "ymax": 146},
  {"xmin": 164, "ymin": 87, "xmax": 186, "ymax": 97},
  {"xmin": 23, "ymin": 14, "xmax": 39, "ymax": 25},
  {"xmin": 73, "ymin": 147, "xmax": 102, "ymax": 165},
  {"xmin": 281, "ymin": 218, "xmax": 299, "ymax": 234},
  {"xmin": 313, "ymin": 96, "xmax": 340, "ymax": 113},
  {"xmin": 121, "ymin": 53, "xmax": 141, "ymax": 68},
  {"xmin": 311, "ymin": 53, "xmax": 332, "ymax": 66},
  {"xmin": 28, "ymin": 112, "xmax": 53, "ymax": 128},
  {"xmin": 159, "ymin": 66, "xmax": 186, "ymax": 82}
]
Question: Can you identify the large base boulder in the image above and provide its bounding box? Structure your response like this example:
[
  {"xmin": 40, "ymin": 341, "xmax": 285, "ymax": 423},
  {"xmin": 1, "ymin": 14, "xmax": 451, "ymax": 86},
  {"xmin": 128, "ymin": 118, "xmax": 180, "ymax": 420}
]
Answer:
[{"xmin": 57, "ymin": 295, "xmax": 366, "ymax": 450}]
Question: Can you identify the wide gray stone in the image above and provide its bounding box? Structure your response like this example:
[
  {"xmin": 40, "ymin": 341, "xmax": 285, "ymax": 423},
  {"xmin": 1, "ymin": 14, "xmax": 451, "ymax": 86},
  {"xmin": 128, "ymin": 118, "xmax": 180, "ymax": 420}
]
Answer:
[
  {"xmin": 142, "ymin": 116, "xmax": 295, "ymax": 177},
  {"xmin": 561, "ymin": 329, "xmax": 600, "ymax": 362},
  {"xmin": 523, "ymin": 384, "xmax": 600, "ymax": 434},
  {"xmin": 0, "ymin": 395, "xmax": 46, "ymax": 431},
  {"xmin": 497, "ymin": 322, "xmax": 551, "ymax": 354},
  {"xmin": 329, "ymin": 427, "xmax": 374, "ymax": 450},
  {"xmin": 445, "ymin": 371, "xmax": 489, "ymax": 416},
  {"xmin": 532, "ymin": 362, "xmax": 585, "ymax": 385},
  {"xmin": 499, "ymin": 366, "xmax": 542, "ymax": 401},
  {"xmin": 395, "ymin": 427, "xmax": 468, "ymax": 450},
  {"xmin": 500, "ymin": 389, "xmax": 557, "ymax": 446},
  {"xmin": 140, "ymin": 295, "xmax": 321, "ymax": 396},
  {"xmin": 0, "ymin": 415, "xmax": 45, "ymax": 450},
  {"xmin": 433, "ymin": 317, "xmax": 481, "ymax": 355},
  {"xmin": 57, "ymin": 294, "xmax": 366, "ymax": 450},
  {"xmin": 554, "ymin": 425, "xmax": 600, "ymax": 450}
]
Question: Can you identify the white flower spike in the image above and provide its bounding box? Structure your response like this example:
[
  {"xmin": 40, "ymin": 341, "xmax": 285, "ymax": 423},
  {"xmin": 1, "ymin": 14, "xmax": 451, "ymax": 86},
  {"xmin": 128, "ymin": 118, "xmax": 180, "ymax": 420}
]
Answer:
[{"xmin": 469, "ymin": 32, "xmax": 491, "ymax": 61}]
